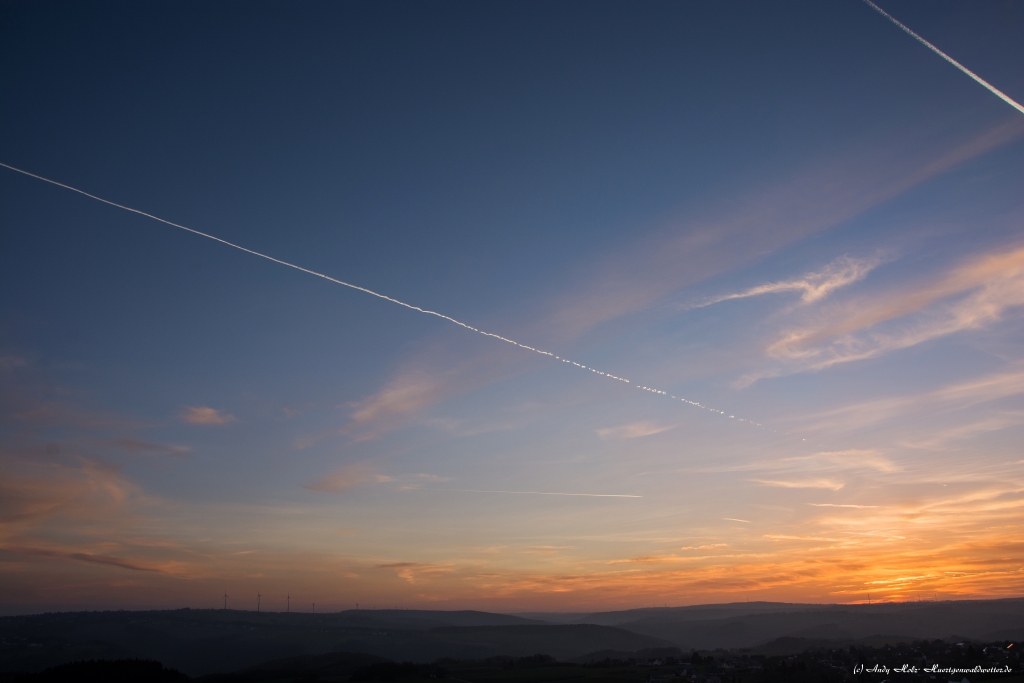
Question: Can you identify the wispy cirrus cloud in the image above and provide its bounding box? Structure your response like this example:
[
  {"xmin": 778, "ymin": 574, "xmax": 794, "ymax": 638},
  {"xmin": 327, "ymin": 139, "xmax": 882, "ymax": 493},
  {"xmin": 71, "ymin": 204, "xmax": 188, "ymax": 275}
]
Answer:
[
  {"xmin": 808, "ymin": 503, "xmax": 877, "ymax": 509},
  {"xmin": 698, "ymin": 449, "xmax": 898, "ymax": 477},
  {"xmin": 596, "ymin": 421, "xmax": 675, "ymax": 440},
  {"xmin": 688, "ymin": 253, "xmax": 887, "ymax": 309},
  {"xmin": 781, "ymin": 449, "xmax": 900, "ymax": 474},
  {"xmin": 817, "ymin": 484, "xmax": 1024, "ymax": 536},
  {"xmin": 180, "ymin": 406, "xmax": 236, "ymax": 425},
  {"xmin": 0, "ymin": 361, "xmax": 209, "ymax": 586},
  {"xmin": 397, "ymin": 473, "xmax": 453, "ymax": 491},
  {"xmin": 420, "ymin": 416, "xmax": 519, "ymax": 438},
  {"xmin": 899, "ymin": 411, "xmax": 1024, "ymax": 450},
  {"xmin": 760, "ymin": 245, "xmax": 1024, "ymax": 376},
  {"xmin": 0, "ymin": 454, "xmax": 141, "ymax": 525},
  {"xmin": 303, "ymin": 462, "xmax": 393, "ymax": 494},
  {"xmin": 750, "ymin": 478, "xmax": 845, "ymax": 491},
  {"xmin": 797, "ymin": 365, "xmax": 1024, "ymax": 433},
  {"xmin": 2, "ymin": 546, "xmax": 173, "ymax": 573},
  {"xmin": 346, "ymin": 372, "xmax": 442, "ymax": 432}
]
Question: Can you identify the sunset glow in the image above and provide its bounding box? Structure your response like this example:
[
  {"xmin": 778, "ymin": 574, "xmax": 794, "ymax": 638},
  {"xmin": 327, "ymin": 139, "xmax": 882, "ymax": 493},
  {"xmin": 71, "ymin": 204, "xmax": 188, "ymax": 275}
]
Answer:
[{"xmin": 1, "ymin": 0, "xmax": 1022, "ymax": 616}]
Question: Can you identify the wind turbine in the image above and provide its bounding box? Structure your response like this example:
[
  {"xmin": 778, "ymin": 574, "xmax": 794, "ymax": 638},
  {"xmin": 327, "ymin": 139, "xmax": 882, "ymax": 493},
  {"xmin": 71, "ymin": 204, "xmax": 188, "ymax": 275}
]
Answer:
[
  {"xmin": 257, "ymin": 591, "xmax": 262, "ymax": 612},
  {"xmin": 223, "ymin": 590, "xmax": 228, "ymax": 610},
  {"xmin": 287, "ymin": 594, "xmax": 290, "ymax": 613},
  {"xmin": 312, "ymin": 602, "xmax": 315, "ymax": 613}
]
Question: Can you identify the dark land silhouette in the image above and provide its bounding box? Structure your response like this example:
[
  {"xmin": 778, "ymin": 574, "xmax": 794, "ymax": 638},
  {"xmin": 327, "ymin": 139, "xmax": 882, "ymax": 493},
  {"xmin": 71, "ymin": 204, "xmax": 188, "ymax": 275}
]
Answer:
[{"xmin": 1, "ymin": 599, "xmax": 1022, "ymax": 679}]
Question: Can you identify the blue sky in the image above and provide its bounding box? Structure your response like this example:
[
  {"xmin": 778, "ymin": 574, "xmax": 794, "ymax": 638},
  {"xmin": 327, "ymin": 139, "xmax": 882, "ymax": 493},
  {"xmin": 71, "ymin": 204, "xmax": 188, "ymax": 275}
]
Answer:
[{"xmin": 1, "ymin": 0, "xmax": 1023, "ymax": 613}]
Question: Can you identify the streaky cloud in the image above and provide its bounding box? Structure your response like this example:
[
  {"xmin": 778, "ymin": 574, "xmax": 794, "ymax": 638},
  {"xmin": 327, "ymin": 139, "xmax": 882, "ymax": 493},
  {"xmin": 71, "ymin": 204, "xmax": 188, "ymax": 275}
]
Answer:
[
  {"xmin": 431, "ymin": 489, "xmax": 642, "ymax": 498},
  {"xmin": 740, "ymin": 245, "xmax": 1024, "ymax": 384},
  {"xmin": 751, "ymin": 478, "xmax": 845, "ymax": 491},
  {"xmin": 303, "ymin": 462, "xmax": 392, "ymax": 493},
  {"xmin": 596, "ymin": 420, "xmax": 675, "ymax": 440},
  {"xmin": 809, "ymin": 503, "xmax": 878, "ymax": 509}
]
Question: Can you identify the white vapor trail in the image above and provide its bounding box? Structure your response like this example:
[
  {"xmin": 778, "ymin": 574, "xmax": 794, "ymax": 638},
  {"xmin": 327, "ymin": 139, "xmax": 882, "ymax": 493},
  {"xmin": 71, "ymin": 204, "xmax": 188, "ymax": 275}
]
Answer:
[
  {"xmin": 863, "ymin": 0, "xmax": 1024, "ymax": 116},
  {"xmin": 434, "ymin": 489, "xmax": 642, "ymax": 498},
  {"xmin": 0, "ymin": 162, "xmax": 767, "ymax": 430}
]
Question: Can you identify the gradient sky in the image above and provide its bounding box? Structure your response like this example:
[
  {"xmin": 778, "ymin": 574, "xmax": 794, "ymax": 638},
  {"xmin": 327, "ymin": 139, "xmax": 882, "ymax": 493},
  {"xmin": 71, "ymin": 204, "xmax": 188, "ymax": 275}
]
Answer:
[{"xmin": 1, "ymin": 0, "xmax": 1023, "ymax": 615}]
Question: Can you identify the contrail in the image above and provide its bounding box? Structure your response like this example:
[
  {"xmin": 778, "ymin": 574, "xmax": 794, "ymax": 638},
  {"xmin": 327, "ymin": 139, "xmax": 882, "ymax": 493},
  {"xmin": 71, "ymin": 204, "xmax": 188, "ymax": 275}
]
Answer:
[
  {"xmin": 863, "ymin": 0, "xmax": 1024, "ymax": 116},
  {"xmin": 0, "ymin": 163, "xmax": 566, "ymax": 362},
  {"xmin": 434, "ymin": 489, "xmax": 642, "ymax": 498},
  {"xmin": 0, "ymin": 162, "xmax": 767, "ymax": 430}
]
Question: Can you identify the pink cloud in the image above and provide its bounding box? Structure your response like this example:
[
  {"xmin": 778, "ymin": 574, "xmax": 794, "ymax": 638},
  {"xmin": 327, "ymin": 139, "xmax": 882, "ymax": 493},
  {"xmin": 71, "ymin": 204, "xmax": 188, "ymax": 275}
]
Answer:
[
  {"xmin": 761, "ymin": 244, "xmax": 1024, "ymax": 374},
  {"xmin": 303, "ymin": 462, "xmax": 391, "ymax": 494},
  {"xmin": 180, "ymin": 406, "xmax": 237, "ymax": 425}
]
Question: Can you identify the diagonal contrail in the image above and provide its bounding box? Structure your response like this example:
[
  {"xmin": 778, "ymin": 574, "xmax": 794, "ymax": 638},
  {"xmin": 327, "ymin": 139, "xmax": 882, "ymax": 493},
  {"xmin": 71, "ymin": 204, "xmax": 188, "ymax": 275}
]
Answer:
[
  {"xmin": 0, "ymin": 161, "xmax": 767, "ymax": 430},
  {"xmin": 432, "ymin": 489, "xmax": 642, "ymax": 498},
  {"xmin": 0, "ymin": 162, "xmax": 572, "ymax": 363},
  {"xmin": 863, "ymin": 0, "xmax": 1024, "ymax": 116}
]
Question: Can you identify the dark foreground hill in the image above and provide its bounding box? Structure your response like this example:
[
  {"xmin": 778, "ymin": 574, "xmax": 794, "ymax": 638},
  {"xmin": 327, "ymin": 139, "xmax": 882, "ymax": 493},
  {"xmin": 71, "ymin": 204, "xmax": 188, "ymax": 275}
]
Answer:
[
  {"xmin": 3, "ymin": 599, "xmax": 1023, "ymax": 677},
  {"xmin": 0, "ymin": 610, "xmax": 671, "ymax": 677},
  {"xmin": 7, "ymin": 638, "xmax": 1022, "ymax": 683}
]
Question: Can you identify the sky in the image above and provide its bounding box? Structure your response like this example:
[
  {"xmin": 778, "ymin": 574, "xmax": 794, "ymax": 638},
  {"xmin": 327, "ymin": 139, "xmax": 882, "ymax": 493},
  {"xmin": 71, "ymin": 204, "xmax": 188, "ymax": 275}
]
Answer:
[{"xmin": 1, "ymin": 0, "xmax": 1023, "ymax": 615}]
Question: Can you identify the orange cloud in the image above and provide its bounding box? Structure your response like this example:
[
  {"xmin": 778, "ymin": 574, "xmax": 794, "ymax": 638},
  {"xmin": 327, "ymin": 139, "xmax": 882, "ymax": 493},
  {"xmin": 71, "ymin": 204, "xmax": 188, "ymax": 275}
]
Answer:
[
  {"xmin": 375, "ymin": 561, "xmax": 455, "ymax": 584},
  {"xmin": 102, "ymin": 438, "xmax": 190, "ymax": 457},
  {"xmin": 180, "ymin": 406, "xmax": 237, "ymax": 425}
]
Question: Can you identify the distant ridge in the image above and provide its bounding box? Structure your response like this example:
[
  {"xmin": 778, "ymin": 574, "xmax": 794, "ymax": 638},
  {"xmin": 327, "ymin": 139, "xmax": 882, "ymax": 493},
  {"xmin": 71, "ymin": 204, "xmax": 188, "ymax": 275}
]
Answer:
[
  {"xmin": 521, "ymin": 598, "xmax": 1024, "ymax": 649},
  {"xmin": 0, "ymin": 610, "xmax": 669, "ymax": 677}
]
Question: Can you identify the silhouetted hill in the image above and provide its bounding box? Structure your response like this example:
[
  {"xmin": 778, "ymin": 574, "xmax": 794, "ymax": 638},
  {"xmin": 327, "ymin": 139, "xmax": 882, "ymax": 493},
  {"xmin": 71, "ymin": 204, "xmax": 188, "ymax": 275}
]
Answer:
[
  {"xmin": 0, "ymin": 610, "xmax": 669, "ymax": 677},
  {"xmin": 569, "ymin": 647, "xmax": 684, "ymax": 664},
  {"xmin": 7, "ymin": 659, "xmax": 188, "ymax": 683},
  {"xmin": 3, "ymin": 600, "xmax": 1022, "ymax": 677}
]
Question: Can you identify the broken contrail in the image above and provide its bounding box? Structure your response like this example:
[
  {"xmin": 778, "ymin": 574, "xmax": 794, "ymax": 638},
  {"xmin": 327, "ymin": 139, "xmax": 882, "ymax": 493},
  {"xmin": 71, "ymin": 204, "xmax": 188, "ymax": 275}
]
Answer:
[
  {"xmin": 863, "ymin": 0, "xmax": 1024, "ymax": 116},
  {"xmin": 0, "ymin": 161, "xmax": 766, "ymax": 430}
]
